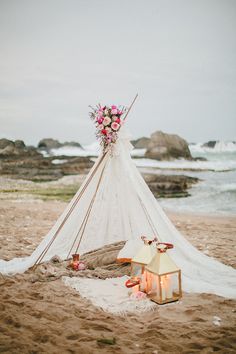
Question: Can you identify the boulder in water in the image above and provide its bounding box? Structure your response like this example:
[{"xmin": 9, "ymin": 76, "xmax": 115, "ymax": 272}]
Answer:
[
  {"xmin": 145, "ymin": 131, "xmax": 192, "ymax": 160},
  {"xmin": 131, "ymin": 137, "xmax": 150, "ymax": 149},
  {"xmin": 202, "ymin": 140, "xmax": 217, "ymax": 148},
  {"xmin": 38, "ymin": 138, "xmax": 62, "ymax": 150}
]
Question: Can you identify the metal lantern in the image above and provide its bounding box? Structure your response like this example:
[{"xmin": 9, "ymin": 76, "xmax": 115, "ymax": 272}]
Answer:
[
  {"xmin": 145, "ymin": 243, "xmax": 182, "ymax": 304},
  {"xmin": 128, "ymin": 236, "xmax": 157, "ymax": 293}
]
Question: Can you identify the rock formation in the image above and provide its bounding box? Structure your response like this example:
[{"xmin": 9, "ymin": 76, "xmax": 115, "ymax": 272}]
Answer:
[
  {"xmin": 0, "ymin": 139, "xmax": 40, "ymax": 157},
  {"xmin": 143, "ymin": 173, "xmax": 199, "ymax": 198},
  {"xmin": 38, "ymin": 138, "xmax": 82, "ymax": 151},
  {"xmin": 0, "ymin": 139, "xmax": 92, "ymax": 181},
  {"xmin": 131, "ymin": 137, "xmax": 150, "ymax": 149},
  {"xmin": 145, "ymin": 131, "xmax": 192, "ymax": 160}
]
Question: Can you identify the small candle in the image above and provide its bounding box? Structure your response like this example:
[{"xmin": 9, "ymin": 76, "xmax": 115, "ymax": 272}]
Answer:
[
  {"xmin": 165, "ymin": 275, "xmax": 173, "ymax": 299},
  {"xmin": 160, "ymin": 281, "xmax": 166, "ymax": 301},
  {"xmin": 140, "ymin": 271, "xmax": 147, "ymax": 292}
]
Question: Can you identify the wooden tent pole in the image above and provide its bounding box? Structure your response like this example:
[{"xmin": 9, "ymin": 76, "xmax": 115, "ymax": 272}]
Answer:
[
  {"xmin": 123, "ymin": 93, "xmax": 138, "ymax": 122},
  {"xmin": 33, "ymin": 152, "xmax": 107, "ymax": 267},
  {"xmin": 67, "ymin": 163, "xmax": 106, "ymax": 258}
]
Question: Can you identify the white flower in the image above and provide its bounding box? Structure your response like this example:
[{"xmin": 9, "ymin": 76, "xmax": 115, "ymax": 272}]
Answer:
[
  {"xmin": 112, "ymin": 115, "xmax": 117, "ymax": 121},
  {"xmin": 98, "ymin": 124, "xmax": 104, "ymax": 130},
  {"xmin": 106, "ymin": 127, "xmax": 111, "ymax": 133},
  {"xmin": 104, "ymin": 109, "xmax": 109, "ymax": 115},
  {"xmin": 103, "ymin": 116, "xmax": 111, "ymax": 126}
]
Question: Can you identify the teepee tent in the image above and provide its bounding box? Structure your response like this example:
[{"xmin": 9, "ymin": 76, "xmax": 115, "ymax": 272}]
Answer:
[{"xmin": 0, "ymin": 104, "xmax": 235, "ymax": 299}]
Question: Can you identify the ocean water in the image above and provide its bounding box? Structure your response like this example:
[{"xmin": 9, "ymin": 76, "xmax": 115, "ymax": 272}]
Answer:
[
  {"xmin": 137, "ymin": 143, "xmax": 236, "ymax": 215},
  {"xmin": 47, "ymin": 141, "xmax": 236, "ymax": 215}
]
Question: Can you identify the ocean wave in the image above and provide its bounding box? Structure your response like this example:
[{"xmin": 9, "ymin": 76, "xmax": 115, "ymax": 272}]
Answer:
[
  {"xmin": 133, "ymin": 158, "xmax": 236, "ymax": 172},
  {"xmin": 216, "ymin": 183, "xmax": 236, "ymax": 193},
  {"xmin": 190, "ymin": 141, "xmax": 236, "ymax": 153}
]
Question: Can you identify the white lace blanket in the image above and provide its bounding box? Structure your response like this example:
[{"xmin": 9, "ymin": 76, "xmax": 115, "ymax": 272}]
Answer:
[{"xmin": 62, "ymin": 276, "xmax": 155, "ymax": 315}]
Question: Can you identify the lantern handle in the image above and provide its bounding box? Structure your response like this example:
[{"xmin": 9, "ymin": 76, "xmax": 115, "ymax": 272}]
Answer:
[
  {"xmin": 125, "ymin": 278, "xmax": 140, "ymax": 288},
  {"xmin": 157, "ymin": 242, "xmax": 174, "ymax": 250}
]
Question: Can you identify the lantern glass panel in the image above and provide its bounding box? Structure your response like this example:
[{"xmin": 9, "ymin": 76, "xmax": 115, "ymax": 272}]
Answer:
[
  {"xmin": 131, "ymin": 263, "xmax": 143, "ymax": 278},
  {"xmin": 145, "ymin": 271, "xmax": 181, "ymax": 304}
]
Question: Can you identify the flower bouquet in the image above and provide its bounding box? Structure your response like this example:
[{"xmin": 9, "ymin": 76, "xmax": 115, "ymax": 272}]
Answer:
[{"xmin": 89, "ymin": 104, "xmax": 127, "ymax": 153}]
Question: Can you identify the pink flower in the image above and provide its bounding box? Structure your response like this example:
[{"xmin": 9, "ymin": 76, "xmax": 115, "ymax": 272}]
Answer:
[
  {"xmin": 111, "ymin": 105, "xmax": 117, "ymax": 109},
  {"xmin": 112, "ymin": 115, "xmax": 117, "ymax": 121},
  {"xmin": 115, "ymin": 118, "xmax": 121, "ymax": 124},
  {"xmin": 97, "ymin": 117, "xmax": 104, "ymax": 124},
  {"xmin": 101, "ymin": 129, "xmax": 107, "ymax": 135},
  {"xmin": 103, "ymin": 116, "xmax": 111, "ymax": 126},
  {"xmin": 111, "ymin": 122, "xmax": 120, "ymax": 131},
  {"xmin": 78, "ymin": 262, "xmax": 86, "ymax": 270},
  {"xmin": 105, "ymin": 127, "xmax": 111, "ymax": 134},
  {"xmin": 118, "ymin": 110, "xmax": 123, "ymax": 116},
  {"xmin": 97, "ymin": 124, "xmax": 104, "ymax": 130},
  {"xmin": 111, "ymin": 108, "xmax": 118, "ymax": 115}
]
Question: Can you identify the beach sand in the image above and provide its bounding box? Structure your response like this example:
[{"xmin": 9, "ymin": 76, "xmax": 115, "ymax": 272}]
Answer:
[{"xmin": 0, "ymin": 199, "xmax": 236, "ymax": 354}]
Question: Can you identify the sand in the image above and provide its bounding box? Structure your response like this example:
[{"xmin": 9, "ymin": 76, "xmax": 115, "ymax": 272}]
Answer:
[{"xmin": 0, "ymin": 199, "xmax": 236, "ymax": 353}]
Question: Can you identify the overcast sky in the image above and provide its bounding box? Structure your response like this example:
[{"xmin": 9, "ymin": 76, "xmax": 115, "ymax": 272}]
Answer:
[{"xmin": 0, "ymin": 0, "xmax": 235, "ymax": 145}]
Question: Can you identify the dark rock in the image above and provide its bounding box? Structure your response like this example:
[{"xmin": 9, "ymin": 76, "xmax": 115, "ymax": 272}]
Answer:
[
  {"xmin": 38, "ymin": 138, "xmax": 62, "ymax": 150},
  {"xmin": 142, "ymin": 173, "xmax": 199, "ymax": 198},
  {"xmin": 0, "ymin": 139, "xmax": 40, "ymax": 157},
  {"xmin": 193, "ymin": 156, "xmax": 207, "ymax": 161},
  {"xmin": 131, "ymin": 137, "xmax": 150, "ymax": 149},
  {"xmin": 145, "ymin": 131, "xmax": 192, "ymax": 160},
  {"xmin": 38, "ymin": 138, "xmax": 82, "ymax": 150},
  {"xmin": 0, "ymin": 153, "xmax": 93, "ymax": 181},
  {"xmin": 63, "ymin": 141, "xmax": 82, "ymax": 148},
  {"xmin": 202, "ymin": 140, "xmax": 217, "ymax": 148},
  {"xmin": 59, "ymin": 157, "xmax": 93, "ymax": 175},
  {"xmin": 14, "ymin": 140, "xmax": 25, "ymax": 149},
  {"xmin": 0, "ymin": 139, "xmax": 14, "ymax": 149}
]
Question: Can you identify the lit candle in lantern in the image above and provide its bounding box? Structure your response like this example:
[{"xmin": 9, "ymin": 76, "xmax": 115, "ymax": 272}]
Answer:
[
  {"xmin": 140, "ymin": 271, "xmax": 147, "ymax": 292},
  {"xmin": 160, "ymin": 280, "xmax": 166, "ymax": 301},
  {"xmin": 165, "ymin": 275, "xmax": 173, "ymax": 299}
]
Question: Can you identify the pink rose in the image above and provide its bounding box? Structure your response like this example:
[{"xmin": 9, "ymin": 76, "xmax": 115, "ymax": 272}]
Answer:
[
  {"xmin": 111, "ymin": 122, "xmax": 120, "ymax": 131},
  {"xmin": 111, "ymin": 109, "xmax": 118, "ymax": 115},
  {"xmin": 98, "ymin": 124, "xmax": 104, "ymax": 130},
  {"xmin": 111, "ymin": 105, "xmax": 117, "ymax": 109},
  {"xmin": 116, "ymin": 118, "xmax": 121, "ymax": 124},
  {"xmin": 103, "ymin": 116, "xmax": 111, "ymax": 126},
  {"xmin": 97, "ymin": 117, "xmax": 104, "ymax": 124}
]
